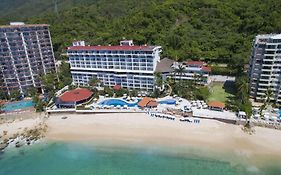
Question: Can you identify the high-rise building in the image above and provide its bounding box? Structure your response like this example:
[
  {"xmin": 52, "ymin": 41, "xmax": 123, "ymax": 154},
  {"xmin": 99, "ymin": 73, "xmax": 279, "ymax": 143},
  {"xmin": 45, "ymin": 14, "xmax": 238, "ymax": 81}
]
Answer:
[
  {"xmin": 0, "ymin": 22, "xmax": 56, "ymax": 95},
  {"xmin": 67, "ymin": 40, "xmax": 162, "ymax": 90},
  {"xmin": 249, "ymin": 34, "xmax": 281, "ymax": 103}
]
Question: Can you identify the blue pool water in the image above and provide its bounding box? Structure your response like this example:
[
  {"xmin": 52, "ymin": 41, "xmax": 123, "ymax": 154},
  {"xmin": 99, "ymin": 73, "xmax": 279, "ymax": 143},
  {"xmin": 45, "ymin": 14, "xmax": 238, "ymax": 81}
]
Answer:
[
  {"xmin": 99, "ymin": 98, "xmax": 177, "ymax": 107},
  {"xmin": 279, "ymin": 109, "xmax": 281, "ymax": 119},
  {"xmin": 99, "ymin": 99, "xmax": 140, "ymax": 107},
  {"xmin": 158, "ymin": 99, "xmax": 176, "ymax": 105},
  {"xmin": 3, "ymin": 100, "xmax": 34, "ymax": 112}
]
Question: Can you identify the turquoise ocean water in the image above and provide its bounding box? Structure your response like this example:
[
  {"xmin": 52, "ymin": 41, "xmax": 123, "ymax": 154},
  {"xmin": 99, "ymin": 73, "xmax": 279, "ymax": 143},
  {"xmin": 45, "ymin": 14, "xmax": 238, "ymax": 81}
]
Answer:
[{"xmin": 0, "ymin": 141, "xmax": 280, "ymax": 175}]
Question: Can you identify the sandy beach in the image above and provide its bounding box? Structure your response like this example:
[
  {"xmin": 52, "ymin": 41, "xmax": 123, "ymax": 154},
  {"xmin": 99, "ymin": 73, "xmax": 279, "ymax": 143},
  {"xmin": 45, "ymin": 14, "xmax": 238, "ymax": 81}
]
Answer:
[
  {"xmin": 43, "ymin": 113, "xmax": 281, "ymax": 166},
  {"xmin": 1, "ymin": 111, "xmax": 281, "ymax": 167}
]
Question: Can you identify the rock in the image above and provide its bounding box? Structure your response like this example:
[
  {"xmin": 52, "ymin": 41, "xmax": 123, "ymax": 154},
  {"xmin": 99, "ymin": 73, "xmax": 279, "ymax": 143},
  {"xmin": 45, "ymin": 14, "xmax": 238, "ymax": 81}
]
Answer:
[
  {"xmin": 15, "ymin": 141, "xmax": 23, "ymax": 148},
  {"xmin": 61, "ymin": 116, "xmax": 68, "ymax": 119},
  {"xmin": 0, "ymin": 143, "xmax": 8, "ymax": 151}
]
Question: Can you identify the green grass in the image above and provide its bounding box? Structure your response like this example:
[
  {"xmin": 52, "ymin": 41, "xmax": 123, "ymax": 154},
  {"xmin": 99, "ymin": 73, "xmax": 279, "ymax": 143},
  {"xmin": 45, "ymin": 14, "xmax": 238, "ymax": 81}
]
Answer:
[{"xmin": 208, "ymin": 82, "xmax": 235, "ymax": 103}]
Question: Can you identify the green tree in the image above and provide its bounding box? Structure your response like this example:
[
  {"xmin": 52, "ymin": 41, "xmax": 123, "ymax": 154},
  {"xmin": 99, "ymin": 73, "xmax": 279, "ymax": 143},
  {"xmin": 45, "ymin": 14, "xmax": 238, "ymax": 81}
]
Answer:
[
  {"xmin": 89, "ymin": 77, "xmax": 101, "ymax": 87},
  {"xmin": 173, "ymin": 64, "xmax": 185, "ymax": 86},
  {"xmin": 9, "ymin": 90, "xmax": 21, "ymax": 101},
  {"xmin": 58, "ymin": 61, "xmax": 72, "ymax": 87},
  {"xmin": 0, "ymin": 101, "xmax": 4, "ymax": 112},
  {"xmin": 154, "ymin": 72, "xmax": 163, "ymax": 89}
]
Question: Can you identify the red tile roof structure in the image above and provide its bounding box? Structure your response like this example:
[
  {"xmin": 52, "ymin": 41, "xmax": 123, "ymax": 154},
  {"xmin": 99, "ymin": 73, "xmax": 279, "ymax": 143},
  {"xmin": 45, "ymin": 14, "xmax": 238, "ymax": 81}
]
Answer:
[
  {"xmin": 208, "ymin": 101, "xmax": 225, "ymax": 109},
  {"xmin": 202, "ymin": 66, "xmax": 211, "ymax": 72},
  {"xmin": 185, "ymin": 61, "xmax": 205, "ymax": 66},
  {"xmin": 113, "ymin": 84, "xmax": 121, "ymax": 91},
  {"xmin": 68, "ymin": 45, "xmax": 156, "ymax": 51},
  {"xmin": 59, "ymin": 88, "xmax": 93, "ymax": 103}
]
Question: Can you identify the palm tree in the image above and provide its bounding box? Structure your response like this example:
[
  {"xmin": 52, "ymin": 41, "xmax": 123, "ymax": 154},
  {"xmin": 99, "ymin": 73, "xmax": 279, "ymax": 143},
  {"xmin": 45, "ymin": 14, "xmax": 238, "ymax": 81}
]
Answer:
[
  {"xmin": 173, "ymin": 64, "xmax": 185, "ymax": 86},
  {"xmin": 163, "ymin": 77, "xmax": 173, "ymax": 96},
  {"xmin": 0, "ymin": 102, "xmax": 4, "ymax": 113},
  {"xmin": 89, "ymin": 77, "xmax": 100, "ymax": 87},
  {"xmin": 154, "ymin": 72, "xmax": 163, "ymax": 89},
  {"xmin": 264, "ymin": 88, "xmax": 273, "ymax": 106},
  {"xmin": 236, "ymin": 76, "xmax": 249, "ymax": 103}
]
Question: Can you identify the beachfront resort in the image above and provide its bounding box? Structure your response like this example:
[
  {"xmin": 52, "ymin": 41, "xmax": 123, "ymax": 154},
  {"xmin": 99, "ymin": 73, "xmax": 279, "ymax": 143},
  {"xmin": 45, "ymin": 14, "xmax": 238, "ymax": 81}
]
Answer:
[
  {"xmin": 0, "ymin": 22, "xmax": 280, "ymax": 150},
  {"xmin": 0, "ymin": 22, "xmax": 281, "ymax": 130}
]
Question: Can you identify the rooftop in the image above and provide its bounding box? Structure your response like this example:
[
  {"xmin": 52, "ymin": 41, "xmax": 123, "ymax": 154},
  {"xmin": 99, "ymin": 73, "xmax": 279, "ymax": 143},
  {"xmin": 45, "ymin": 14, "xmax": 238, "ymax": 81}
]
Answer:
[
  {"xmin": 68, "ymin": 45, "xmax": 159, "ymax": 51},
  {"xmin": 185, "ymin": 61, "xmax": 205, "ymax": 66},
  {"xmin": 0, "ymin": 23, "xmax": 49, "ymax": 28},
  {"xmin": 208, "ymin": 101, "xmax": 225, "ymax": 109},
  {"xmin": 155, "ymin": 58, "xmax": 174, "ymax": 73},
  {"xmin": 59, "ymin": 88, "xmax": 93, "ymax": 103},
  {"xmin": 138, "ymin": 97, "xmax": 155, "ymax": 108}
]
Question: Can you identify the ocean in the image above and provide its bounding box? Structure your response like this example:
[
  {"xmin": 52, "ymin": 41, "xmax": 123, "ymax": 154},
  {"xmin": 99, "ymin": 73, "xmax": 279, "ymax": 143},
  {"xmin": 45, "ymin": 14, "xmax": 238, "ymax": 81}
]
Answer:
[{"xmin": 0, "ymin": 141, "xmax": 280, "ymax": 175}]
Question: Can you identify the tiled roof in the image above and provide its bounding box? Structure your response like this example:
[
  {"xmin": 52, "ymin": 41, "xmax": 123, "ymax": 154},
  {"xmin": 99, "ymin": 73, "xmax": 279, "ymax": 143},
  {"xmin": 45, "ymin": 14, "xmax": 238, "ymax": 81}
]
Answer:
[
  {"xmin": 155, "ymin": 58, "xmax": 174, "ymax": 73},
  {"xmin": 68, "ymin": 45, "xmax": 156, "ymax": 51},
  {"xmin": 208, "ymin": 101, "xmax": 225, "ymax": 108},
  {"xmin": 113, "ymin": 84, "xmax": 121, "ymax": 91},
  {"xmin": 186, "ymin": 61, "xmax": 205, "ymax": 66},
  {"xmin": 0, "ymin": 24, "xmax": 49, "ymax": 28},
  {"xmin": 138, "ymin": 97, "xmax": 154, "ymax": 108},
  {"xmin": 201, "ymin": 66, "xmax": 211, "ymax": 72},
  {"xmin": 59, "ymin": 88, "xmax": 93, "ymax": 103},
  {"xmin": 147, "ymin": 101, "xmax": 158, "ymax": 107}
]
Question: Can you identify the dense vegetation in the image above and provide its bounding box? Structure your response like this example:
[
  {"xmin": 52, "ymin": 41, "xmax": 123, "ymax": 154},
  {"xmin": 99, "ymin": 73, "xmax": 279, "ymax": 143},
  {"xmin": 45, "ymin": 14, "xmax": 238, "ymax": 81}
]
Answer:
[
  {"xmin": 1, "ymin": 0, "xmax": 280, "ymax": 65},
  {"xmin": 0, "ymin": 0, "xmax": 95, "ymax": 20},
  {"xmin": 18, "ymin": 0, "xmax": 281, "ymax": 64}
]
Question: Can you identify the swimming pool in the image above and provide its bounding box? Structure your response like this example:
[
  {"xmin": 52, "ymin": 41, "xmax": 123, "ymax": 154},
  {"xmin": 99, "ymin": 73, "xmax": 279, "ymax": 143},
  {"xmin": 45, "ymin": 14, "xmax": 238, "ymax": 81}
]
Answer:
[
  {"xmin": 98, "ymin": 99, "xmax": 140, "ymax": 107},
  {"xmin": 3, "ymin": 100, "xmax": 35, "ymax": 112},
  {"xmin": 158, "ymin": 99, "xmax": 177, "ymax": 105}
]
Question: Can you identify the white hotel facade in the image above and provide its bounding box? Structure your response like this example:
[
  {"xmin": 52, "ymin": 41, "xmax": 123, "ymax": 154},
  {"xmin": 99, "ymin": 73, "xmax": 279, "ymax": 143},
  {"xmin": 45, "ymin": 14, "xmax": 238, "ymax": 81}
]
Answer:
[
  {"xmin": 249, "ymin": 34, "xmax": 281, "ymax": 103},
  {"xmin": 67, "ymin": 40, "xmax": 162, "ymax": 90}
]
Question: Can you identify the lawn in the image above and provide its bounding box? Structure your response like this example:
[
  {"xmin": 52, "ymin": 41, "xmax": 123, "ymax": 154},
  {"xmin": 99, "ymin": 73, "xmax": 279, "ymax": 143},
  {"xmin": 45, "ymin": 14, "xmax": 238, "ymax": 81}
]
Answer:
[{"xmin": 207, "ymin": 82, "xmax": 235, "ymax": 103}]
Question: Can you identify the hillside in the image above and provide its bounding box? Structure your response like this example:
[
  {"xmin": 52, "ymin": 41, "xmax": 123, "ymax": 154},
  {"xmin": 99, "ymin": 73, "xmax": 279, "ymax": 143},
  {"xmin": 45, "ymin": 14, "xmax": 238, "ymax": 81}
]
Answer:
[
  {"xmin": 2, "ymin": 0, "xmax": 281, "ymax": 65},
  {"xmin": 0, "ymin": 0, "xmax": 95, "ymax": 20}
]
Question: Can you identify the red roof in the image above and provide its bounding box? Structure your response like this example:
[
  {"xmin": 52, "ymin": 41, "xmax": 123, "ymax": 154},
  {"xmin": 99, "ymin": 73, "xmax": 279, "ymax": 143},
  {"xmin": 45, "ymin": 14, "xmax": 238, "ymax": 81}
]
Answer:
[
  {"xmin": 59, "ymin": 88, "xmax": 93, "ymax": 103},
  {"xmin": 186, "ymin": 61, "xmax": 205, "ymax": 66},
  {"xmin": 208, "ymin": 101, "xmax": 225, "ymax": 108},
  {"xmin": 202, "ymin": 66, "xmax": 211, "ymax": 72},
  {"xmin": 68, "ymin": 45, "xmax": 156, "ymax": 51},
  {"xmin": 113, "ymin": 84, "xmax": 121, "ymax": 91}
]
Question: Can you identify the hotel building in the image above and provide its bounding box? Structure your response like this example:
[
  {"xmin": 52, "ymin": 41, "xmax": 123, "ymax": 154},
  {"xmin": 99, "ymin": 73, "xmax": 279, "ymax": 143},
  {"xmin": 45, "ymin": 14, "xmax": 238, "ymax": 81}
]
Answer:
[
  {"xmin": 172, "ymin": 61, "xmax": 211, "ymax": 85},
  {"xmin": 67, "ymin": 40, "xmax": 162, "ymax": 90},
  {"xmin": 249, "ymin": 34, "xmax": 281, "ymax": 103},
  {"xmin": 0, "ymin": 22, "xmax": 56, "ymax": 95}
]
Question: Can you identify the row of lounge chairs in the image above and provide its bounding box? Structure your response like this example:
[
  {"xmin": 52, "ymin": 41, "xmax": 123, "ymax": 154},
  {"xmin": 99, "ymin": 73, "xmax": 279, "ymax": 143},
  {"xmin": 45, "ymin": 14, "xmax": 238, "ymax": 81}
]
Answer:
[
  {"xmin": 148, "ymin": 112, "xmax": 176, "ymax": 121},
  {"xmin": 179, "ymin": 118, "xmax": 201, "ymax": 123}
]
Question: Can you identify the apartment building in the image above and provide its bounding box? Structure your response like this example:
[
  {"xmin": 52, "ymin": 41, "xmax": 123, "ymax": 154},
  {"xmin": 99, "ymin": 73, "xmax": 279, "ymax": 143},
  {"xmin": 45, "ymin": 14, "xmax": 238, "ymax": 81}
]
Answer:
[
  {"xmin": 67, "ymin": 40, "xmax": 162, "ymax": 90},
  {"xmin": 0, "ymin": 22, "xmax": 56, "ymax": 95},
  {"xmin": 249, "ymin": 34, "xmax": 281, "ymax": 103}
]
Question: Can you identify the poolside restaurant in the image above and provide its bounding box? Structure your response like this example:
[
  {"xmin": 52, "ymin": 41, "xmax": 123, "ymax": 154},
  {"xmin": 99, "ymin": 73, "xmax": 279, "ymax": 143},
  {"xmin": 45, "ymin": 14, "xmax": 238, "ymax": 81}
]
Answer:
[
  {"xmin": 55, "ymin": 88, "xmax": 93, "ymax": 108},
  {"xmin": 207, "ymin": 101, "xmax": 225, "ymax": 111},
  {"xmin": 138, "ymin": 97, "xmax": 158, "ymax": 109}
]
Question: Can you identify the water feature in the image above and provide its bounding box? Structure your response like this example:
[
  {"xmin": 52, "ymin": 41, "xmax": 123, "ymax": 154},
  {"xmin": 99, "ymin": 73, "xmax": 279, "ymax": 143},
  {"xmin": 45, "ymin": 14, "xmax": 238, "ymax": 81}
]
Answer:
[
  {"xmin": 2, "ymin": 141, "xmax": 278, "ymax": 175},
  {"xmin": 3, "ymin": 100, "xmax": 34, "ymax": 112},
  {"xmin": 98, "ymin": 98, "xmax": 140, "ymax": 107},
  {"xmin": 158, "ymin": 99, "xmax": 176, "ymax": 105}
]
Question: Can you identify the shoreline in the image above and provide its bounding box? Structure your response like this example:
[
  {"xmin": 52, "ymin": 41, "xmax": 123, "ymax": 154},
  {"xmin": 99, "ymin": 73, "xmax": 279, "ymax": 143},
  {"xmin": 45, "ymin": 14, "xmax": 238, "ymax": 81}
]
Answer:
[
  {"xmin": 45, "ymin": 113, "xmax": 281, "ymax": 166},
  {"xmin": 1, "ymin": 111, "xmax": 281, "ymax": 169}
]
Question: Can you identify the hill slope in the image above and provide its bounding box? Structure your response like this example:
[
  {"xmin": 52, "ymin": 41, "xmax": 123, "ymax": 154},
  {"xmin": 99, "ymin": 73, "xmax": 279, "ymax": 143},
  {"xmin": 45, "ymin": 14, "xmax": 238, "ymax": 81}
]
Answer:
[
  {"xmin": 3, "ymin": 0, "xmax": 281, "ymax": 65},
  {"xmin": 0, "ymin": 0, "xmax": 95, "ymax": 20}
]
